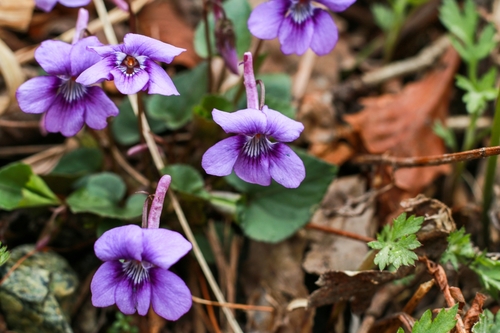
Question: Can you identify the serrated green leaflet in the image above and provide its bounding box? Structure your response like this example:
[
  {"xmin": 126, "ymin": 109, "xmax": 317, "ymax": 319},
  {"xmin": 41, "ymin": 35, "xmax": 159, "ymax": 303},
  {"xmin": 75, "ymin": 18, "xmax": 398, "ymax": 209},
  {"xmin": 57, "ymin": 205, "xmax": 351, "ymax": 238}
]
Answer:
[
  {"xmin": 0, "ymin": 162, "xmax": 60, "ymax": 210},
  {"xmin": 368, "ymin": 213, "xmax": 423, "ymax": 270},
  {"xmin": 473, "ymin": 309, "xmax": 500, "ymax": 333},
  {"xmin": 225, "ymin": 149, "xmax": 337, "ymax": 242},
  {"xmin": 409, "ymin": 304, "xmax": 458, "ymax": 333}
]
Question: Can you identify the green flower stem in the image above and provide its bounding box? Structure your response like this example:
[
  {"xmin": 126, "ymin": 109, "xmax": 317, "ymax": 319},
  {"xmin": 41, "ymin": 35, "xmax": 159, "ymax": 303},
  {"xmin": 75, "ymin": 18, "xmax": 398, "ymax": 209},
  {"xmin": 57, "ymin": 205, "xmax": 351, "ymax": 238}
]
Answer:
[{"xmin": 481, "ymin": 88, "xmax": 500, "ymax": 248}]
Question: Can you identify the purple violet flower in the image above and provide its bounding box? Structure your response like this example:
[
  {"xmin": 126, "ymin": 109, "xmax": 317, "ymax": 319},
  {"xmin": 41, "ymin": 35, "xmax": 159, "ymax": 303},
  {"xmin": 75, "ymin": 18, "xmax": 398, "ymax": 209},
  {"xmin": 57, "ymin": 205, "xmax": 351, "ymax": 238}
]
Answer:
[
  {"xmin": 247, "ymin": 0, "xmax": 356, "ymax": 56},
  {"xmin": 16, "ymin": 10, "xmax": 119, "ymax": 137},
  {"xmin": 202, "ymin": 53, "xmax": 305, "ymax": 188},
  {"xmin": 91, "ymin": 175, "xmax": 193, "ymax": 320},
  {"xmin": 35, "ymin": 0, "xmax": 90, "ymax": 12},
  {"xmin": 76, "ymin": 33, "xmax": 185, "ymax": 95},
  {"xmin": 213, "ymin": 1, "xmax": 239, "ymax": 74}
]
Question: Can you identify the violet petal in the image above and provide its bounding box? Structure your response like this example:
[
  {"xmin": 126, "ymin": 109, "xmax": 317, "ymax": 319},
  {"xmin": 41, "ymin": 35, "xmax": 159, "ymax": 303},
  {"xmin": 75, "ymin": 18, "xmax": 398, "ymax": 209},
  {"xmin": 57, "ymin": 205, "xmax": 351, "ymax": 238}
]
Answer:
[
  {"xmin": 269, "ymin": 143, "xmax": 305, "ymax": 188},
  {"xmin": 58, "ymin": 0, "xmax": 91, "ymax": 8},
  {"xmin": 87, "ymin": 44, "xmax": 120, "ymax": 57},
  {"xmin": 83, "ymin": 86, "xmax": 119, "ymax": 130},
  {"xmin": 94, "ymin": 224, "xmax": 143, "ymax": 262},
  {"xmin": 278, "ymin": 15, "xmax": 314, "ymax": 55},
  {"xmin": 247, "ymin": 0, "xmax": 288, "ymax": 40},
  {"xmin": 263, "ymin": 106, "xmax": 304, "ymax": 142},
  {"xmin": 202, "ymin": 136, "xmax": 245, "ymax": 177},
  {"xmin": 35, "ymin": 0, "xmax": 58, "ymax": 12},
  {"xmin": 76, "ymin": 58, "xmax": 114, "ymax": 85},
  {"xmin": 144, "ymin": 60, "xmax": 179, "ymax": 96},
  {"xmin": 310, "ymin": 9, "xmax": 338, "ymax": 56},
  {"xmin": 35, "ymin": 40, "xmax": 72, "ymax": 75},
  {"xmin": 212, "ymin": 109, "xmax": 267, "ymax": 136},
  {"xmin": 16, "ymin": 76, "xmax": 59, "ymax": 114},
  {"xmin": 91, "ymin": 261, "xmax": 122, "ymax": 307},
  {"xmin": 122, "ymin": 33, "xmax": 185, "ymax": 64},
  {"xmin": 315, "ymin": 0, "xmax": 356, "ymax": 12},
  {"xmin": 142, "ymin": 229, "xmax": 192, "ymax": 269},
  {"xmin": 44, "ymin": 96, "xmax": 85, "ymax": 137},
  {"xmin": 234, "ymin": 152, "xmax": 272, "ymax": 186},
  {"xmin": 135, "ymin": 280, "xmax": 152, "ymax": 316},
  {"xmin": 70, "ymin": 37, "xmax": 103, "ymax": 77},
  {"xmin": 150, "ymin": 269, "xmax": 192, "ymax": 320},
  {"xmin": 111, "ymin": 67, "xmax": 149, "ymax": 95},
  {"xmin": 115, "ymin": 278, "xmax": 136, "ymax": 315}
]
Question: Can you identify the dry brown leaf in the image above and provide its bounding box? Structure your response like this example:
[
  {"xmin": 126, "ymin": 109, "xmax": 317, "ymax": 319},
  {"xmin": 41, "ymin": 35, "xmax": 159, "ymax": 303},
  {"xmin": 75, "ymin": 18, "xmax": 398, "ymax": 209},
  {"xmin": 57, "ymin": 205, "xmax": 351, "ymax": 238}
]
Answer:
[
  {"xmin": 401, "ymin": 195, "xmax": 456, "ymax": 260},
  {"xmin": 138, "ymin": 0, "xmax": 200, "ymax": 68},
  {"xmin": 241, "ymin": 238, "xmax": 315, "ymax": 333},
  {"xmin": 344, "ymin": 47, "xmax": 460, "ymax": 193},
  {"xmin": 303, "ymin": 176, "xmax": 375, "ymax": 275},
  {"xmin": 308, "ymin": 269, "xmax": 406, "ymax": 313},
  {"xmin": 0, "ymin": 38, "xmax": 24, "ymax": 115},
  {"xmin": 0, "ymin": 0, "xmax": 34, "ymax": 31},
  {"xmin": 463, "ymin": 293, "xmax": 487, "ymax": 332}
]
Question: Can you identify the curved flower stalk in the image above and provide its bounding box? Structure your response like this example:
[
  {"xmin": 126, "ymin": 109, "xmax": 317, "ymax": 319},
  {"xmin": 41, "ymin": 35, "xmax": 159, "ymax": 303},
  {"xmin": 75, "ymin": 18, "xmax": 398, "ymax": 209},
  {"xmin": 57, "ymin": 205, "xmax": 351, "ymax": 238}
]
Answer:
[
  {"xmin": 35, "ymin": 0, "xmax": 90, "ymax": 12},
  {"xmin": 202, "ymin": 52, "xmax": 305, "ymax": 188},
  {"xmin": 91, "ymin": 175, "xmax": 193, "ymax": 320},
  {"xmin": 77, "ymin": 33, "xmax": 185, "ymax": 95},
  {"xmin": 213, "ymin": 0, "xmax": 239, "ymax": 74},
  {"xmin": 248, "ymin": 0, "xmax": 356, "ymax": 55},
  {"xmin": 16, "ymin": 9, "xmax": 118, "ymax": 137}
]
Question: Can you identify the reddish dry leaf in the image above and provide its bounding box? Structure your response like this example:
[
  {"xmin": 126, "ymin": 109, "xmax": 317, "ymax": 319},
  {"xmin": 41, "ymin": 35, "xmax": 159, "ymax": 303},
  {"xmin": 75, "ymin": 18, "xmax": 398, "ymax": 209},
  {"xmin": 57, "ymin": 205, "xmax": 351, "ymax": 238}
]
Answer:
[
  {"xmin": 308, "ymin": 269, "xmax": 407, "ymax": 313},
  {"xmin": 463, "ymin": 293, "xmax": 487, "ymax": 332},
  {"xmin": 344, "ymin": 47, "xmax": 460, "ymax": 193},
  {"xmin": 138, "ymin": 0, "xmax": 200, "ymax": 68}
]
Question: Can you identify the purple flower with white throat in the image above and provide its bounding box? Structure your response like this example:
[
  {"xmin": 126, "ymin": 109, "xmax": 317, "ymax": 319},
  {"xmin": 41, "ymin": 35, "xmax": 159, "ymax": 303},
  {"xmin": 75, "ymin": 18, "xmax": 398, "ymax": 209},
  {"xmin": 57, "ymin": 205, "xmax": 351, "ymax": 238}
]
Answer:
[
  {"xmin": 91, "ymin": 175, "xmax": 193, "ymax": 320},
  {"xmin": 35, "ymin": 0, "xmax": 90, "ymax": 12},
  {"xmin": 16, "ymin": 10, "xmax": 118, "ymax": 137},
  {"xmin": 202, "ymin": 53, "xmax": 305, "ymax": 188},
  {"xmin": 77, "ymin": 33, "xmax": 185, "ymax": 95},
  {"xmin": 248, "ymin": 0, "xmax": 355, "ymax": 56}
]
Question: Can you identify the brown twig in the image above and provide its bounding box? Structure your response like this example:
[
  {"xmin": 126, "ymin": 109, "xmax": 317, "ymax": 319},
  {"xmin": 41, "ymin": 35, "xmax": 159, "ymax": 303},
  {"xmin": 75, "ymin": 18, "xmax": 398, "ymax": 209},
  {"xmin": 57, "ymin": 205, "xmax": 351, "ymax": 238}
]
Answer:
[
  {"xmin": 198, "ymin": 274, "xmax": 222, "ymax": 333},
  {"xmin": 305, "ymin": 223, "xmax": 375, "ymax": 243},
  {"xmin": 352, "ymin": 145, "xmax": 500, "ymax": 168},
  {"xmin": 0, "ymin": 247, "xmax": 37, "ymax": 286},
  {"xmin": 192, "ymin": 296, "xmax": 275, "ymax": 312}
]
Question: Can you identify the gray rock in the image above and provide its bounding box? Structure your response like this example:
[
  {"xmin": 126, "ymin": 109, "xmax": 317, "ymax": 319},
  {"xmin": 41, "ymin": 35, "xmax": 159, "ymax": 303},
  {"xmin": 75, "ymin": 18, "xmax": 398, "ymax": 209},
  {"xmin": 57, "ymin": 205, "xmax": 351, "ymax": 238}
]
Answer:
[{"xmin": 0, "ymin": 244, "xmax": 79, "ymax": 333}]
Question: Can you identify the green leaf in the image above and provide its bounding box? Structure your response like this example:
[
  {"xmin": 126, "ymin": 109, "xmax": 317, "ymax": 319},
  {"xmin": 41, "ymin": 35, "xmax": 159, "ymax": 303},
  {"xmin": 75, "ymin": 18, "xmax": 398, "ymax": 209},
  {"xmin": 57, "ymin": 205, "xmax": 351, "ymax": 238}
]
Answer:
[
  {"xmin": 441, "ymin": 228, "xmax": 476, "ymax": 269},
  {"xmin": 475, "ymin": 24, "xmax": 497, "ymax": 60},
  {"xmin": 66, "ymin": 172, "xmax": 146, "ymax": 219},
  {"xmin": 147, "ymin": 62, "xmax": 208, "ymax": 130},
  {"xmin": 225, "ymin": 149, "xmax": 337, "ymax": 242},
  {"xmin": 371, "ymin": 4, "xmax": 395, "ymax": 31},
  {"xmin": 112, "ymin": 97, "xmax": 167, "ymax": 145},
  {"xmin": 193, "ymin": 94, "xmax": 235, "ymax": 119},
  {"xmin": 368, "ymin": 213, "xmax": 424, "ymax": 270},
  {"xmin": 194, "ymin": 0, "xmax": 252, "ymax": 58},
  {"xmin": 51, "ymin": 148, "xmax": 103, "ymax": 176},
  {"xmin": 473, "ymin": 309, "xmax": 500, "ymax": 333},
  {"xmin": 0, "ymin": 162, "xmax": 60, "ymax": 210},
  {"xmin": 455, "ymin": 75, "xmax": 496, "ymax": 115},
  {"xmin": 471, "ymin": 254, "xmax": 500, "ymax": 299},
  {"xmin": 439, "ymin": 0, "xmax": 476, "ymax": 45},
  {"xmin": 410, "ymin": 304, "xmax": 458, "ymax": 333},
  {"xmin": 259, "ymin": 73, "xmax": 295, "ymax": 118},
  {"xmin": 0, "ymin": 242, "xmax": 10, "ymax": 266},
  {"xmin": 433, "ymin": 120, "xmax": 457, "ymax": 151},
  {"xmin": 161, "ymin": 164, "xmax": 209, "ymax": 199}
]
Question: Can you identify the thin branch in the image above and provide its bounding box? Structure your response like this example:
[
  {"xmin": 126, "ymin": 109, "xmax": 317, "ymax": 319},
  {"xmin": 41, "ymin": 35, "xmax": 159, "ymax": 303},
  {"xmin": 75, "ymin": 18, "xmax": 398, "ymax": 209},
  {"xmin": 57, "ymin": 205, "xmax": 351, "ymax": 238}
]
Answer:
[
  {"xmin": 192, "ymin": 296, "xmax": 275, "ymax": 312},
  {"xmin": 352, "ymin": 145, "xmax": 500, "ymax": 168},
  {"xmin": 305, "ymin": 223, "xmax": 375, "ymax": 243}
]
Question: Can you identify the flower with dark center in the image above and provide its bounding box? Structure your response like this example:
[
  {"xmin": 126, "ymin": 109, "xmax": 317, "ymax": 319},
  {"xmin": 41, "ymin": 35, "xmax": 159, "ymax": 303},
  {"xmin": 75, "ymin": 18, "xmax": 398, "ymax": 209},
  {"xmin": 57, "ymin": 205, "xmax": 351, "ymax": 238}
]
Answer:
[
  {"xmin": 202, "ymin": 53, "xmax": 305, "ymax": 188},
  {"xmin": 91, "ymin": 175, "xmax": 193, "ymax": 320},
  {"xmin": 77, "ymin": 33, "xmax": 185, "ymax": 95},
  {"xmin": 248, "ymin": 0, "xmax": 356, "ymax": 55},
  {"xmin": 16, "ymin": 37, "xmax": 119, "ymax": 137}
]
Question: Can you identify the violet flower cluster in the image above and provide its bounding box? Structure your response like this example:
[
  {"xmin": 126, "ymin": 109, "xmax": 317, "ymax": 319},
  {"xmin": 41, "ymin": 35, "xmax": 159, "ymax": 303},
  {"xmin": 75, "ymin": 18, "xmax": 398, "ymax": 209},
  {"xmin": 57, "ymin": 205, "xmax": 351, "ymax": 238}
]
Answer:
[
  {"xmin": 91, "ymin": 175, "xmax": 193, "ymax": 320},
  {"xmin": 16, "ymin": 9, "xmax": 118, "ymax": 137},
  {"xmin": 248, "ymin": 0, "xmax": 356, "ymax": 55},
  {"xmin": 202, "ymin": 52, "xmax": 305, "ymax": 188}
]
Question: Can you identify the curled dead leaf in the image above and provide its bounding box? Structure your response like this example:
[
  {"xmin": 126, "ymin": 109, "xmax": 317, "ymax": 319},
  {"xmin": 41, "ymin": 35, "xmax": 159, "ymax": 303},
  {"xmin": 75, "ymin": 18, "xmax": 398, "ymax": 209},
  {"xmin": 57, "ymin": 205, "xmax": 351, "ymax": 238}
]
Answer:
[
  {"xmin": 0, "ymin": 0, "xmax": 34, "ymax": 31},
  {"xmin": 463, "ymin": 293, "xmax": 487, "ymax": 332},
  {"xmin": 0, "ymin": 38, "xmax": 24, "ymax": 114}
]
